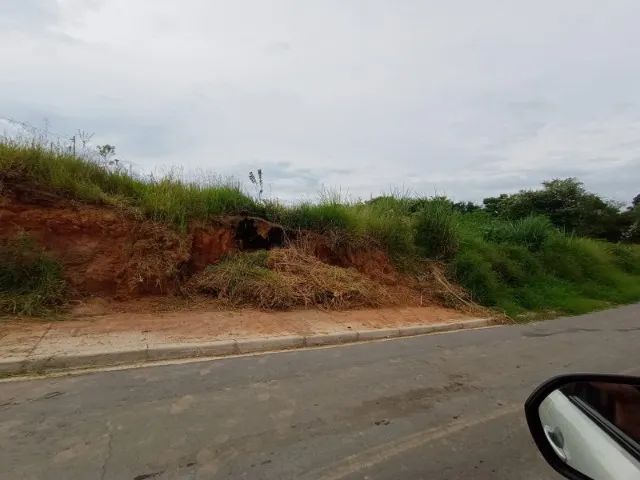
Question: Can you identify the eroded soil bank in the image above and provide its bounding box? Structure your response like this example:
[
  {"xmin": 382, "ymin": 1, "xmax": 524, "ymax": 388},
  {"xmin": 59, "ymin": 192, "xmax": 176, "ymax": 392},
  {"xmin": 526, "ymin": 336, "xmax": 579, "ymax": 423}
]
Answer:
[{"xmin": 0, "ymin": 184, "xmax": 474, "ymax": 313}]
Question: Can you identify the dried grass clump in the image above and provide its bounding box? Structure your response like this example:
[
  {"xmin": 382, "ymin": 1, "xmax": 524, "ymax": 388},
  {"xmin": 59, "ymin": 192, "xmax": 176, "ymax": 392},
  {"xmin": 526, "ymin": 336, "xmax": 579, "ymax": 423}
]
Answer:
[
  {"xmin": 191, "ymin": 248, "xmax": 393, "ymax": 310},
  {"xmin": 415, "ymin": 260, "xmax": 495, "ymax": 318},
  {"xmin": 123, "ymin": 222, "xmax": 192, "ymax": 294}
]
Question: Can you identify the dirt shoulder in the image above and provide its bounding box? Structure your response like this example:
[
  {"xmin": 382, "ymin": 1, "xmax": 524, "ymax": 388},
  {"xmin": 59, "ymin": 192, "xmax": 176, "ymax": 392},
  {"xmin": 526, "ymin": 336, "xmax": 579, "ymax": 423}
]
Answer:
[{"xmin": 0, "ymin": 305, "xmax": 470, "ymax": 365}]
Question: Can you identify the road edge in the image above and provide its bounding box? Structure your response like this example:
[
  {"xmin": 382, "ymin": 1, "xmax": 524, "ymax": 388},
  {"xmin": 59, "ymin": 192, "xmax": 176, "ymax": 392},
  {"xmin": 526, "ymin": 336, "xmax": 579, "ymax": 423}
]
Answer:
[{"xmin": 0, "ymin": 318, "xmax": 494, "ymax": 376}]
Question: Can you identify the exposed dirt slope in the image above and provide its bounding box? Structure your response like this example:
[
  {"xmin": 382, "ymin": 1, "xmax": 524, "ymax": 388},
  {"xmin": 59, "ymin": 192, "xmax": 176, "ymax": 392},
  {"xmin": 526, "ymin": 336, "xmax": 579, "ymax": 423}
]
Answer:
[
  {"xmin": 0, "ymin": 184, "xmax": 473, "ymax": 312},
  {"xmin": 1, "ymin": 192, "xmax": 187, "ymax": 296}
]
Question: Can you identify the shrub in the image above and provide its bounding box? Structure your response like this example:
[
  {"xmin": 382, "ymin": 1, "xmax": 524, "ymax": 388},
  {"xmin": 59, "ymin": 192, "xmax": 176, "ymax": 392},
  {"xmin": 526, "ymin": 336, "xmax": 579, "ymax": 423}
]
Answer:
[
  {"xmin": 0, "ymin": 233, "xmax": 67, "ymax": 315},
  {"xmin": 609, "ymin": 244, "xmax": 640, "ymax": 274},
  {"xmin": 449, "ymin": 247, "xmax": 502, "ymax": 305},
  {"xmin": 483, "ymin": 215, "xmax": 555, "ymax": 251}
]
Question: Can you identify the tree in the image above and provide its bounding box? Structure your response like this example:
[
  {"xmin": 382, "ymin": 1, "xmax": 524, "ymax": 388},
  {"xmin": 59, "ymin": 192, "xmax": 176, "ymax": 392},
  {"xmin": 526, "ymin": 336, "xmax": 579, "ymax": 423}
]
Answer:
[
  {"xmin": 483, "ymin": 178, "xmax": 631, "ymax": 241},
  {"xmin": 452, "ymin": 201, "xmax": 481, "ymax": 213},
  {"xmin": 482, "ymin": 194, "xmax": 509, "ymax": 216},
  {"xmin": 96, "ymin": 144, "xmax": 116, "ymax": 165}
]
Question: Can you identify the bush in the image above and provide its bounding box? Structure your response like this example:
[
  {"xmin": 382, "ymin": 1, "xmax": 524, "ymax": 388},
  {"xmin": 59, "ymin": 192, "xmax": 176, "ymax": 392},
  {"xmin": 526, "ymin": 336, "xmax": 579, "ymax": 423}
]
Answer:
[
  {"xmin": 483, "ymin": 215, "xmax": 555, "ymax": 251},
  {"xmin": 609, "ymin": 244, "xmax": 640, "ymax": 274},
  {"xmin": 482, "ymin": 178, "xmax": 630, "ymax": 241},
  {"xmin": 449, "ymin": 247, "xmax": 503, "ymax": 305},
  {"xmin": 448, "ymin": 230, "xmax": 640, "ymax": 319},
  {"xmin": 414, "ymin": 199, "xmax": 460, "ymax": 259},
  {"xmin": 0, "ymin": 233, "xmax": 67, "ymax": 315}
]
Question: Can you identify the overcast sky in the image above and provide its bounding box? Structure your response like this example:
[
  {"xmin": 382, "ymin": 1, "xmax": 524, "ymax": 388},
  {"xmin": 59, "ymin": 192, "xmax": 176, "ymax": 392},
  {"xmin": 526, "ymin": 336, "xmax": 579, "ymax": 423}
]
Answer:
[{"xmin": 2, "ymin": 1, "xmax": 639, "ymax": 203}]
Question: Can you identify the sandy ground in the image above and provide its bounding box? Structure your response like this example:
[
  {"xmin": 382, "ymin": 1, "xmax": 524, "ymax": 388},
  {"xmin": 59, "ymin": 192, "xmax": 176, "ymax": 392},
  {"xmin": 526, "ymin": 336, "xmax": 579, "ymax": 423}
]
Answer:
[{"xmin": 0, "ymin": 305, "xmax": 468, "ymax": 363}]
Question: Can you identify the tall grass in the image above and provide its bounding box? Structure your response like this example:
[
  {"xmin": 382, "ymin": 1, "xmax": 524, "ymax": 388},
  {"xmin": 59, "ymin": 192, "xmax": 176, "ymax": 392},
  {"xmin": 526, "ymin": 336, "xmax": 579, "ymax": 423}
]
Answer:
[
  {"xmin": 264, "ymin": 193, "xmax": 417, "ymax": 261},
  {"xmin": 451, "ymin": 214, "xmax": 640, "ymax": 318},
  {"xmin": 483, "ymin": 215, "xmax": 555, "ymax": 251},
  {"xmin": 413, "ymin": 198, "xmax": 460, "ymax": 259},
  {"xmin": 0, "ymin": 233, "xmax": 67, "ymax": 316},
  {"xmin": 0, "ymin": 141, "xmax": 259, "ymax": 228},
  {"xmin": 3, "ymin": 140, "xmax": 640, "ymax": 319}
]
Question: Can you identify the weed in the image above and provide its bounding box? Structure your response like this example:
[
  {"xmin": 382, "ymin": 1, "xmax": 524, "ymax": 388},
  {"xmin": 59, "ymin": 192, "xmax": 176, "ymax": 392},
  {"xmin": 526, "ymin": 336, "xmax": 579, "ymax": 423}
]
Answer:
[
  {"xmin": 0, "ymin": 233, "xmax": 67, "ymax": 316},
  {"xmin": 414, "ymin": 199, "xmax": 460, "ymax": 259}
]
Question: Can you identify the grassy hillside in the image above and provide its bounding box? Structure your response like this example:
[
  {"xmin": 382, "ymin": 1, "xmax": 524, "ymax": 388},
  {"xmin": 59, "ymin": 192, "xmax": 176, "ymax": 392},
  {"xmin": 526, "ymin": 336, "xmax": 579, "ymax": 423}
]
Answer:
[
  {"xmin": 0, "ymin": 141, "xmax": 257, "ymax": 227},
  {"xmin": 2, "ymin": 141, "xmax": 640, "ymax": 318}
]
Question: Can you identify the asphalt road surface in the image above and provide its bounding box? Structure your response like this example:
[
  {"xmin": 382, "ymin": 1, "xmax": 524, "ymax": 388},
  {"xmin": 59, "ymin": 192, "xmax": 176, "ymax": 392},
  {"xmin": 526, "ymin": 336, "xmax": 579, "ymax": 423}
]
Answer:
[{"xmin": 2, "ymin": 304, "xmax": 639, "ymax": 480}]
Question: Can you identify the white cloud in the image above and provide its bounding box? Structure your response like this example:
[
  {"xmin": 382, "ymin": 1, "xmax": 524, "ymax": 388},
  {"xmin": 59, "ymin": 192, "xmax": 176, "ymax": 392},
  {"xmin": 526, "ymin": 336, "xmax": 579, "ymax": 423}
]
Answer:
[{"xmin": 2, "ymin": 0, "xmax": 640, "ymax": 203}]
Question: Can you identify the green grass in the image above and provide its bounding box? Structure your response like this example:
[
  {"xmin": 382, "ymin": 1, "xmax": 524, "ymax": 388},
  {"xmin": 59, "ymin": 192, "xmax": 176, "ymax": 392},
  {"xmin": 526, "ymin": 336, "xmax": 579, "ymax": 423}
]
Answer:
[
  {"xmin": 264, "ymin": 193, "xmax": 417, "ymax": 262},
  {"xmin": 0, "ymin": 233, "xmax": 67, "ymax": 316},
  {"xmin": 414, "ymin": 198, "xmax": 460, "ymax": 259},
  {"xmin": 451, "ymin": 215, "xmax": 640, "ymax": 319},
  {"xmin": 2, "ymin": 140, "xmax": 640, "ymax": 319},
  {"xmin": 0, "ymin": 141, "xmax": 259, "ymax": 228}
]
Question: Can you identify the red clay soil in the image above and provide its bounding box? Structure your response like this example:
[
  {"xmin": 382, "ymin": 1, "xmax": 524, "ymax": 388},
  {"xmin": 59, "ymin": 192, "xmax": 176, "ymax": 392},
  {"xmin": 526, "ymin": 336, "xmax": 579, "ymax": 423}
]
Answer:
[
  {"xmin": 300, "ymin": 232, "xmax": 399, "ymax": 285},
  {"xmin": 189, "ymin": 216, "xmax": 285, "ymax": 271},
  {"xmin": 189, "ymin": 223, "xmax": 237, "ymax": 271},
  {"xmin": 0, "ymin": 187, "xmax": 409, "ymax": 301},
  {"xmin": 1, "ymin": 192, "xmax": 190, "ymax": 297}
]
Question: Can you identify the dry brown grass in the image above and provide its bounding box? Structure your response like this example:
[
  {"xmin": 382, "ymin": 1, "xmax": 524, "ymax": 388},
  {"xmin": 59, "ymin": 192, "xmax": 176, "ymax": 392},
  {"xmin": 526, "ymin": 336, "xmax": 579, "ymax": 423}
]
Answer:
[
  {"xmin": 122, "ymin": 222, "xmax": 192, "ymax": 294},
  {"xmin": 191, "ymin": 248, "xmax": 395, "ymax": 310},
  {"xmin": 413, "ymin": 260, "xmax": 495, "ymax": 318}
]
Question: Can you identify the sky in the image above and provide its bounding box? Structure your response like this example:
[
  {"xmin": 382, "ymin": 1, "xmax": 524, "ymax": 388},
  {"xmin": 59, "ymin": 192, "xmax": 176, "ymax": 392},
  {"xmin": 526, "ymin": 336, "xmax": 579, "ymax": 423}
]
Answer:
[{"xmin": 1, "ymin": 0, "xmax": 640, "ymax": 203}]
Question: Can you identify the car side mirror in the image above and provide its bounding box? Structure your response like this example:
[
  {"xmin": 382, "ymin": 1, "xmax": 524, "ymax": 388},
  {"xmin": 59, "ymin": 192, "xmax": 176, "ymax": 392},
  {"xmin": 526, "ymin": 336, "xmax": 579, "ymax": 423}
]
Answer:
[{"xmin": 525, "ymin": 374, "xmax": 640, "ymax": 480}]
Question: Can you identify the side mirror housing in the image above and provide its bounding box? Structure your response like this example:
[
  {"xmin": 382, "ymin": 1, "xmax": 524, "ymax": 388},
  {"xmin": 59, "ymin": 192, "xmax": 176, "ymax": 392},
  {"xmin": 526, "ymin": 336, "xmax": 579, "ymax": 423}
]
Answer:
[{"xmin": 525, "ymin": 374, "xmax": 640, "ymax": 480}]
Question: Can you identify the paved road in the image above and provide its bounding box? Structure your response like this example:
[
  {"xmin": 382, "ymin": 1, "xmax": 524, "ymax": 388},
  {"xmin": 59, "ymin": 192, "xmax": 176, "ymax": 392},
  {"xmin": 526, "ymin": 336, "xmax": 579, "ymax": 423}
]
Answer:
[{"xmin": 1, "ymin": 304, "xmax": 639, "ymax": 480}]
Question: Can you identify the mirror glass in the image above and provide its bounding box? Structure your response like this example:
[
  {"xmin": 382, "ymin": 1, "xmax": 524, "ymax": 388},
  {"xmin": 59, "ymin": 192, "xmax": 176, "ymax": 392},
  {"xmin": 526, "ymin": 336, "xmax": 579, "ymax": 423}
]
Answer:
[{"xmin": 538, "ymin": 380, "xmax": 640, "ymax": 480}]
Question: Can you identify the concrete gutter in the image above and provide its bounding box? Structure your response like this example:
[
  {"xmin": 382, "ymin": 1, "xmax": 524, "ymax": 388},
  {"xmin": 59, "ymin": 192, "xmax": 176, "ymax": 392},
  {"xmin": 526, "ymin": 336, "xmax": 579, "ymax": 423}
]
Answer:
[{"xmin": 0, "ymin": 318, "xmax": 494, "ymax": 376}]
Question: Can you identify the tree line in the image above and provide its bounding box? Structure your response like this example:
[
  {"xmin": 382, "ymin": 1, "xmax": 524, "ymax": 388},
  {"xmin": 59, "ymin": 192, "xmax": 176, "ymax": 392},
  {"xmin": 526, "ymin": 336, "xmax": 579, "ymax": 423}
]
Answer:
[{"xmin": 478, "ymin": 179, "xmax": 638, "ymax": 242}]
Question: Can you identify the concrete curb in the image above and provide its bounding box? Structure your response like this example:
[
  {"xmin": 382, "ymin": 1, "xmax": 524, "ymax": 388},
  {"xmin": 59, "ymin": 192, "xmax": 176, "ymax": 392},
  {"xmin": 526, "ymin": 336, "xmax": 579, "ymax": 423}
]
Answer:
[{"xmin": 0, "ymin": 318, "xmax": 495, "ymax": 376}]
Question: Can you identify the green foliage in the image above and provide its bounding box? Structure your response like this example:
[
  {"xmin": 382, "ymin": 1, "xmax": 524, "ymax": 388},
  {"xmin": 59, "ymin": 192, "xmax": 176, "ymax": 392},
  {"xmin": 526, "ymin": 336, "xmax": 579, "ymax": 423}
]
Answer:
[
  {"xmin": 450, "ymin": 245, "xmax": 502, "ymax": 305},
  {"xmin": 621, "ymin": 205, "xmax": 640, "ymax": 242},
  {"xmin": 449, "ymin": 220, "xmax": 640, "ymax": 319},
  {"xmin": 96, "ymin": 144, "xmax": 116, "ymax": 164},
  {"xmin": 413, "ymin": 199, "xmax": 460, "ymax": 259},
  {"xmin": 608, "ymin": 243, "xmax": 640, "ymax": 275},
  {"xmin": 351, "ymin": 200, "xmax": 417, "ymax": 262},
  {"xmin": 271, "ymin": 200, "xmax": 354, "ymax": 232},
  {"xmin": 0, "ymin": 233, "xmax": 67, "ymax": 316},
  {"xmin": 3, "ymin": 141, "xmax": 640, "ymax": 319},
  {"xmin": 483, "ymin": 215, "xmax": 555, "ymax": 251},
  {"xmin": 482, "ymin": 178, "xmax": 631, "ymax": 241},
  {"xmin": 267, "ymin": 194, "xmax": 417, "ymax": 261},
  {"xmin": 0, "ymin": 141, "xmax": 259, "ymax": 229}
]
